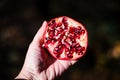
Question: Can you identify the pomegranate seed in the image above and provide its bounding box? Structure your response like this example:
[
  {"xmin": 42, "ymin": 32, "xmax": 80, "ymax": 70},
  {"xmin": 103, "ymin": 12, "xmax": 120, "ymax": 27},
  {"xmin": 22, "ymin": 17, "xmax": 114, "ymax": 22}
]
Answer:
[
  {"xmin": 77, "ymin": 52, "xmax": 82, "ymax": 55},
  {"xmin": 74, "ymin": 29, "xmax": 82, "ymax": 37},
  {"xmin": 75, "ymin": 29, "xmax": 81, "ymax": 34},
  {"xmin": 57, "ymin": 27, "xmax": 63, "ymax": 32},
  {"xmin": 75, "ymin": 43, "xmax": 80, "ymax": 48},
  {"xmin": 72, "ymin": 43, "xmax": 77, "ymax": 47},
  {"xmin": 52, "ymin": 38, "xmax": 57, "ymax": 42},
  {"xmin": 69, "ymin": 50, "xmax": 74, "ymax": 54},
  {"xmin": 63, "ymin": 21, "xmax": 68, "ymax": 27},
  {"xmin": 53, "ymin": 50, "xmax": 57, "ymax": 54},
  {"xmin": 65, "ymin": 48, "xmax": 69, "ymax": 52},
  {"xmin": 53, "ymin": 48, "xmax": 61, "ymax": 58},
  {"xmin": 76, "ymin": 46, "xmax": 82, "ymax": 51},
  {"xmin": 58, "ymin": 45, "xmax": 62, "ymax": 49},
  {"xmin": 46, "ymin": 40, "xmax": 51, "ymax": 44},
  {"xmin": 46, "ymin": 37, "xmax": 49, "ymax": 40},
  {"xmin": 69, "ymin": 27, "xmax": 74, "ymax": 33},
  {"xmin": 50, "ymin": 22, "xmax": 57, "ymax": 28},
  {"xmin": 48, "ymin": 23, "xmax": 51, "ymax": 26},
  {"xmin": 67, "ymin": 53, "xmax": 73, "ymax": 58},
  {"xmin": 76, "ymin": 46, "xmax": 84, "ymax": 55},
  {"xmin": 53, "ymin": 46, "xmax": 63, "ymax": 55},
  {"xmin": 78, "ymin": 26, "xmax": 82, "ymax": 30},
  {"xmin": 81, "ymin": 29, "xmax": 85, "ymax": 34},
  {"xmin": 70, "ymin": 37, "xmax": 76, "ymax": 43},
  {"xmin": 81, "ymin": 52, "xmax": 84, "ymax": 55},
  {"xmin": 81, "ymin": 47, "xmax": 85, "ymax": 51},
  {"xmin": 64, "ymin": 42, "xmax": 70, "ymax": 49},
  {"xmin": 62, "ymin": 17, "xmax": 68, "ymax": 27},
  {"xmin": 52, "ymin": 20, "xmax": 55, "ymax": 23},
  {"xmin": 77, "ymin": 51, "xmax": 84, "ymax": 55},
  {"xmin": 49, "ymin": 31, "xmax": 54, "ymax": 38},
  {"xmin": 55, "ymin": 53, "xmax": 61, "ymax": 58},
  {"xmin": 72, "ymin": 48, "xmax": 76, "ymax": 51},
  {"xmin": 58, "ymin": 38, "xmax": 62, "ymax": 43},
  {"xmin": 57, "ymin": 22, "xmax": 62, "ymax": 27},
  {"xmin": 62, "ymin": 17, "xmax": 67, "ymax": 22}
]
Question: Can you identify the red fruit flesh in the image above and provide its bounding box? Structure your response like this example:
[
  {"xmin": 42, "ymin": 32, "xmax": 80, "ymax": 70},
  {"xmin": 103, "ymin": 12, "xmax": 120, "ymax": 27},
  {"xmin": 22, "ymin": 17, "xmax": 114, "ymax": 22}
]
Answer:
[{"xmin": 43, "ymin": 16, "xmax": 88, "ymax": 60}]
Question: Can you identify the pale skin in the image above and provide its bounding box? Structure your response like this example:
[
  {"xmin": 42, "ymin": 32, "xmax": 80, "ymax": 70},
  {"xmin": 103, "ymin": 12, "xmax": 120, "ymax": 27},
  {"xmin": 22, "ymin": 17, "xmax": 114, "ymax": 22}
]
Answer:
[{"xmin": 15, "ymin": 21, "xmax": 77, "ymax": 80}]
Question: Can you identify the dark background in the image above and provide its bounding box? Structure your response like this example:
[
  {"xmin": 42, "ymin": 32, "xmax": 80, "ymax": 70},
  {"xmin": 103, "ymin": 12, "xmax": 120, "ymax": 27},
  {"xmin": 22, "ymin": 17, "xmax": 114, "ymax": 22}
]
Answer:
[{"xmin": 0, "ymin": 0, "xmax": 120, "ymax": 80}]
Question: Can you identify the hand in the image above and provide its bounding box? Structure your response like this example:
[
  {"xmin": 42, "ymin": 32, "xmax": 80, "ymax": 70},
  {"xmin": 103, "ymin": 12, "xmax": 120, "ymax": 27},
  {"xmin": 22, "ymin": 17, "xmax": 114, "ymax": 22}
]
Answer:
[{"xmin": 15, "ymin": 21, "xmax": 77, "ymax": 80}]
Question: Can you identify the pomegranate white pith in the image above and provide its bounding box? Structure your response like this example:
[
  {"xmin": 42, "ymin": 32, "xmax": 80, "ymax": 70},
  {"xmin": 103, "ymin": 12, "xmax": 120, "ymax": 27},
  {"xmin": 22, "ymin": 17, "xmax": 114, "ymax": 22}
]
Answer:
[{"xmin": 43, "ymin": 16, "xmax": 88, "ymax": 60}]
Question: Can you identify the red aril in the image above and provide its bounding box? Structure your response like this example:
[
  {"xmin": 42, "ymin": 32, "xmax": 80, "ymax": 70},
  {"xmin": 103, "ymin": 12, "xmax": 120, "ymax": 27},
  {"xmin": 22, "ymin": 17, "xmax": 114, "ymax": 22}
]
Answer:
[{"xmin": 43, "ymin": 16, "xmax": 88, "ymax": 60}]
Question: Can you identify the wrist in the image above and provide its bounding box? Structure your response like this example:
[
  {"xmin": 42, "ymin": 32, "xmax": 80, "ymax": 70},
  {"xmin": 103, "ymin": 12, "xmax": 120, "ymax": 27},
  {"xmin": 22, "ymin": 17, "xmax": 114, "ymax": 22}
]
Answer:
[{"xmin": 15, "ymin": 67, "xmax": 33, "ymax": 80}]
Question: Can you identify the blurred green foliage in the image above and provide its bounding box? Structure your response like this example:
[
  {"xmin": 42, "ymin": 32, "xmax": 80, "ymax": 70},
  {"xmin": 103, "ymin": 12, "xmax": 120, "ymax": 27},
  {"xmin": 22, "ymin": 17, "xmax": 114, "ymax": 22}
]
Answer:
[{"xmin": 0, "ymin": 0, "xmax": 120, "ymax": 80}]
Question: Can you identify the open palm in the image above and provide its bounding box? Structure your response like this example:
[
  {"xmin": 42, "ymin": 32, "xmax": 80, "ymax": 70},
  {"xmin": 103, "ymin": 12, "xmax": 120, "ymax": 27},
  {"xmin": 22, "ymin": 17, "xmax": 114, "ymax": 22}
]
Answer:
[{"xmin": 16, "ymin": 21, "xmax": 77, "ymax": 80}]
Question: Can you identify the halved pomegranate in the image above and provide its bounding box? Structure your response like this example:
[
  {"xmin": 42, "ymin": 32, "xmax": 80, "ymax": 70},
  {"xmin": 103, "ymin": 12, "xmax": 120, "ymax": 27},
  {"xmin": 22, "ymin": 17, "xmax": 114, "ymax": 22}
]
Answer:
[{"xmin": 43, "ymin": 16, "xmax": 88, "ymax": 60}]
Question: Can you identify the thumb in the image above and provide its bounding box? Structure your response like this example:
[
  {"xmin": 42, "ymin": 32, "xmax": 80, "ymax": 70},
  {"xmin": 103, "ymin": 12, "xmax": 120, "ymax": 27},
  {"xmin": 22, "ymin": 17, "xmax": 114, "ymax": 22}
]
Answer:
[{"xmin": 32, "ymin": 21, "xmax": 47, "ymax": 45}]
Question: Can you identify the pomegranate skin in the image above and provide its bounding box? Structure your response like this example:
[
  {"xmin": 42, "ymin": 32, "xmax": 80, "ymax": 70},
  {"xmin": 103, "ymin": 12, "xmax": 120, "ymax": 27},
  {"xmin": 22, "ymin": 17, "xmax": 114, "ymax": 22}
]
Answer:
[{"xmin": 43, "ymin": 16, "xmax": 88, "ymax": 60}]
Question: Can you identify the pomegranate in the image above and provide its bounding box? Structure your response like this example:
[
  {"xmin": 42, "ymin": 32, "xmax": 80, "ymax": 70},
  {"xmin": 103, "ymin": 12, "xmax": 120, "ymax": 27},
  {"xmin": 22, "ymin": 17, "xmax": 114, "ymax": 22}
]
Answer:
[{"xmin": 43, "ymin": 16, "xmax": 88, "ymax": 60}]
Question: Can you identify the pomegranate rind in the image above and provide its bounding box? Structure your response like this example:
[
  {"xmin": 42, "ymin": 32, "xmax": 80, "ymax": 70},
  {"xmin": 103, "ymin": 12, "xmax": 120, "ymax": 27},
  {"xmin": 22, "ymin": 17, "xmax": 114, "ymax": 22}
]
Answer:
[{"xmin": 44, "ymin": 16, "xmax": 88, "ymax": 60}]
